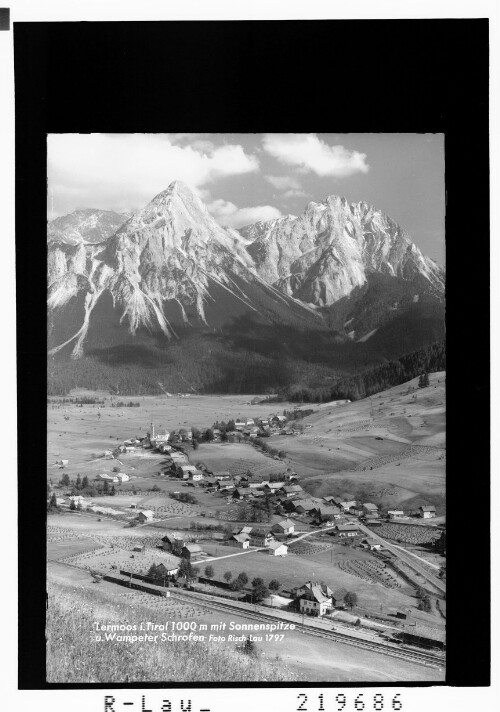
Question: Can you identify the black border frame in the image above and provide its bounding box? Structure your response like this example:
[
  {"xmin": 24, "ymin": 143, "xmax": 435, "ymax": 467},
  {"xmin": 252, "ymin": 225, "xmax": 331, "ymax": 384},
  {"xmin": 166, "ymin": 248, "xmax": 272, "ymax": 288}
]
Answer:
[{"xmin": 15, "ymin": 19, "xmax": 490, "ymax": 690}]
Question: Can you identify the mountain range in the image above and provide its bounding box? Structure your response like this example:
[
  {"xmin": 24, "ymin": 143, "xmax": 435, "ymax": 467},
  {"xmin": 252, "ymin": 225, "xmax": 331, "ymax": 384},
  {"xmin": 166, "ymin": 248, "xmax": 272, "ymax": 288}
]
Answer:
[{"xmin": 47, "ymin": 181, "xmax": 445, "ymax": 394}]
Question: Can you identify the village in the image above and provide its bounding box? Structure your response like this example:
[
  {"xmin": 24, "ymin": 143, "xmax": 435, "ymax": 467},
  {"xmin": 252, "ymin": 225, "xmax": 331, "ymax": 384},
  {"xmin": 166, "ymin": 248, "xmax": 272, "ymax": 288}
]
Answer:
[{"xmin": 47, "ymin": 388, "xmax": 446, "ymax": 672}]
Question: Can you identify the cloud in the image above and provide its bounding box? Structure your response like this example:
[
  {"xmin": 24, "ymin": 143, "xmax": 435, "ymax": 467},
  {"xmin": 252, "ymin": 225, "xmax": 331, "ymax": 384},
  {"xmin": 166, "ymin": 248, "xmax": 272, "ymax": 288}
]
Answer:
[
  {"xmin": 208, "ymin": 199, "xmax": 282, "ymax": 229},
  {"xmin": 263, "ymin": 133, "xmax": 369, "ymax": 177},
  {"xmin": 264, "ymin": 175, "xmax": 302, "ymax": 191},
  {"xmin": 48, "ymin": 134, "xmax": 259, "ymax": 215}
]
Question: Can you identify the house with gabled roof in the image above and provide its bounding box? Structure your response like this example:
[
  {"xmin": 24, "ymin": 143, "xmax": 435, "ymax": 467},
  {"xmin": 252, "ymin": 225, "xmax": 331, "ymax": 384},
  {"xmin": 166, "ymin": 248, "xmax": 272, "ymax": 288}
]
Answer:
[
  {"xmin": 136, "ymin": 510, "xmax": 154, "ymax": 523},
  {"xmin": 362, "ymin": 502, "xmax": 379, "ymax": 516},
  {"xmin": 293, "ymin": 499, "xmax": 320, "ymax": 515},
  {"xmin": 249, "ymin": 528, "xmax": 274, "ymax": 547},
  {"xmin": 272, "ymin": 519, "xmax": 295, "ymax": 535},
  {"xmin": 281, "ymin": 484, "xmax": 303, "ymax": 498},
  {"xmin": 295, "ymin": 581, "xmax": 333, "ymax": 616},
  {"xmin": 231, "ymin": 533, "xmax": 250, "ymax": 549},
  {"xmin": 335, "ymin": 523, "xmax": 360, "ymax": 538},
  {"xmin": 340, "ymin": 500, "xmax": 356, "ymax": 512},
  {"xmin": 419, "ymin": 505, "xmax": 436, "ymax": 518},
  {"xmin": 268, "ymin": 541, "xmax": 288, "ymax": 556},
  {"xmin": 181, "ymin": 543, "xmax": 203, "ymax": 560}
]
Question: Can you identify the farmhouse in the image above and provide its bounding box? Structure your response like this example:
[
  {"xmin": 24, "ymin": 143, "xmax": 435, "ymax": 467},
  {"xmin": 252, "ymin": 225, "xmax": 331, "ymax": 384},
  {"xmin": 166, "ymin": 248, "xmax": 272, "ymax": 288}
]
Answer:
[
  {"xmin": 313, "ymin": 506, "xmax": 341, "ymax": 525},
  {"xmin": 161, "ymin": 534, "xmax": 184, "ymax": 552},
  {"xmin": 349, "ymin": 504, "xmax": 364, "ymax": 517},
  {"xmin": 388, "ymin": 510, "xmax": 405, "ymax": 519},
  {"xmin": 281, "ymin": 484, "xmax": 303, "ymax": 498},
  {"xmin": 296, "ymin": 582, "xmax": 333, "ymax": 616},
  {"xmin": 293, "ymin": 499, "xmax": 320, "ymax": 515},
  {"xmin": 115, "ymin": 473, "xmax": 130, "ymax": 482},
  {"xmin": 232, "ymin": 488, "xmax": 250, "ymax": 500},
  {"xmin": 178, "ymin": 464, "xmax": 197, "ymax": 478},
  {"xmin": 95, "ymin": 473, "xmax": 119, "ymax": 483},
  {"xmin": 268, "ymin": 541, "xmax": 288, "ymax": 556},
  {"xmin": 188, "ymin": 469, "xmax": 204, "ymax": 482},
  {"xmin": 136, "ymin": 510, "xmax": 154, "ymax": 522},
  {"xmin": 263, "ymin": 482, "xmax": 285, "ymax": 493},
  {"xmin": 362, "ymin": 503, "xmax": 379, "ymax": 515},
  {"xmin": 231, "ymin": 533, "xmax": 250, "ymax": 549},
  {"xmin": 152, "ymin": 561, "xmax": 179, "ymax": 578},
  {"xmin": 249, "ymin": 528, "xmax": 274, "ymax": 547},
  {"xmin": 272, "ymin": 519, "xmax": 295, "ymax": 535},
  {"xmin": 419, "ymin": 506, "xmax": 436, "ymax": 519},
  {"xmin": 214, "ymin": 472, "xmax": 232, "ymax": 481},
  {"xmin": 340, "ymin": 500, "xmax": 356, "ymax": 512},
  {"xmin": 335, "ymin": 524, "xmax": 360, "ymax": 538},
  {"xmin": 181, "ymin": 543, "xmax": 203, "ymax": 560}
]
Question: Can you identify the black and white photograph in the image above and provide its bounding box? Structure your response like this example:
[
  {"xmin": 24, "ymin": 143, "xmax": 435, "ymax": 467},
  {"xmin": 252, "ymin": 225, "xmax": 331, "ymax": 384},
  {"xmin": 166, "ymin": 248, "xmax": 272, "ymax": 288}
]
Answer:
[
  {"xmin": 45, "ymin": 131, "xmax": 446, "ymax": 684},
  {"xmin": 6, "ymin": 7, "xmax": 494, "ymax": 710}
]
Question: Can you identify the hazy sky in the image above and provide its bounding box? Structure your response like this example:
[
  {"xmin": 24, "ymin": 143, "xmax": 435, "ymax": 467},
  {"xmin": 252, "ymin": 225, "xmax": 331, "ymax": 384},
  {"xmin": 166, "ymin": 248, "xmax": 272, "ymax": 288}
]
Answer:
[{"xmin": 48, "ymin": 133, "xmax": 445, "ymax": 263}]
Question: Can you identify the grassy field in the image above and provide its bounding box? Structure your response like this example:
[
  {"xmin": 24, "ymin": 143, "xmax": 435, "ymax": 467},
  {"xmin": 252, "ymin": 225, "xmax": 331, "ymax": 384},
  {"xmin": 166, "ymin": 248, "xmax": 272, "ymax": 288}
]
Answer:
[
  {"xmin": 193, "ymin": 541, "xmax": 422, "ymax": 615},
  {"xmin": 47, "ymin": 564, "xmax": 443, "ymax": 683}
]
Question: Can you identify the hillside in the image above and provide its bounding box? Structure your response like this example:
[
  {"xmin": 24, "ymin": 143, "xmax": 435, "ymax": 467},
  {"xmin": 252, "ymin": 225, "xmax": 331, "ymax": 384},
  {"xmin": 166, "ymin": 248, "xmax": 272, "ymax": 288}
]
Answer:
[
  {"xmin": 46, "ymin": 579, "xmax": 299, "ymax": 683},
  {"xmin": 274, "ymin": 372, "xmax": 446, "ymax": 512}
]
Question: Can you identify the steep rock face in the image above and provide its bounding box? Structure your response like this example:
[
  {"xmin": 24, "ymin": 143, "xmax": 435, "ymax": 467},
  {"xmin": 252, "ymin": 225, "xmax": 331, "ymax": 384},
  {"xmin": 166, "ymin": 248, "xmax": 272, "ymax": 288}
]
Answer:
[
  {"xmin": 47, "ymin": 182, "xmax": 318, "ymax": 358},
  {"xmin": 47, "ymin": 208, "xmax": 130, "ymax": 245},
  {"xmin": 242, "ymin": 196, "xmax": 444, "ymax": 307}
]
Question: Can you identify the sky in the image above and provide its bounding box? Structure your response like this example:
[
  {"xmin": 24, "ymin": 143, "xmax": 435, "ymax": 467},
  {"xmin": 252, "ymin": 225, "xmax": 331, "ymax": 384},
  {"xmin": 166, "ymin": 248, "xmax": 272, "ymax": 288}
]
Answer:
[{"xmin": 48, "ymin": 133, "xmax": 445, "ymax": 264}]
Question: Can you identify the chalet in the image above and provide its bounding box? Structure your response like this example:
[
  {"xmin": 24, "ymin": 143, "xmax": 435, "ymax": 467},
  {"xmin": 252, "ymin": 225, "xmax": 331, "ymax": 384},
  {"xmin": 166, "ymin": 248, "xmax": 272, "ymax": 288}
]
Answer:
[
  {"xmin": 152, "ymin": 561, "xmax": 179, "ymax": 578},
  {"xmin": 214, "ymin": 472, "xmax": 232, "ymax": 481},
  {"xmin": 95, "ymin": 473, "xmax": 119, "ymax": 483},
  {"xmin": 313, "ymin": 506, "xmax": 341, "ymax": 525},
  {"xmin": 234, "ymin": 421, "xmax": 246, "ymax": 430},
  {"xmin": 294, "ymin": 499, "xmax": 320, "ymax": 515},
  {"xmin": 268, "ymin": 541, "xmax": 288, "ymax": 556},
  {"xmin": 181, "ymin": 543, "xmax": 203, "ymax": 560},
  {"xmin": 161, "ymin": 534, "xmax": 184, "ymax": 552},
  {"xmin": 349, "ymin": 504, "xmax": 364, "ymax": 517},
  {"xmin": 250, "ymin": 490, "xmax": 266, "ymax": 499},
  {"xmin": 335, "ymin": 524, "xmax": 360, "ymax": 538},
  {"xmin": 272, "ymin": 519, "xmax": 295, "ymax": 535},
  {"xmin": 136, "ymin": 510, "xmax": 154, "ymax": 523},
  {"xmin": 322, "ymin": 495, "xmax": 337, "ymax": 505},
  {"xmin": 217, "ymin": 480, "xmax": 236, "ymax": 492},
  {"xmin": 188, "ymin": 470, "xmax": 204, "ymax": 482},
  {"xmin": 263, "ymin": 481, "xmax": 285, "ymax": 493},
  {"xmin": 331, "ymin": 587, "xmax": 349, "ymax": 608},
  {"xmin": 157, "ymin": 442, "xmax": 172, "ymax": 453},
  {"xmin": 296, "ymin": 582, "xmax": 333, "ymax": 616},
  {"xmin": 231, "ymin": 533, "xmax": 250, "ymax": 549},
  {"xmin": 388, "ymin": 510, "xmax": 405, "ymax": 519},
  {"xmin": 249, "ymin": 528, "xmax": 274, "ymax": 547},
  {"xmin": 340, "ymin": 500, "xmax": 356, "ymax": 512},
  {"xmin": 178, "ymin": 464, "xmax": 197, "ymax": 479},
  {"xmin": 419, "ymin": 506, "xmax": 436, "ymax": 519},
  {"xmin": 232, "ymin": 488, "xmax": 250, "ymax": 500},
  {"xmin": 362, "ymin": 503, "xmax": 379, "ymax": 516},
  {"xmin": 246, "ymin": 419, "xmax": 255, "ymax": 426},
  {"xmin": 115, "ymin": 473, "xmax": 130, "ymax": 482},
  {"xmin": 281, "ymin": 484, "xmax": 303, "ymax": 498}
]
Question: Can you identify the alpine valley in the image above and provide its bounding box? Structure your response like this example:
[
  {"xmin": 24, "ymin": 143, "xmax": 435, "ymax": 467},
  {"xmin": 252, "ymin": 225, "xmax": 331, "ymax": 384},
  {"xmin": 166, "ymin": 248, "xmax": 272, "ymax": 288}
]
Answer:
[{"xmin": 47, "ymin": 181, "xmax": 445, "ymax": 396}]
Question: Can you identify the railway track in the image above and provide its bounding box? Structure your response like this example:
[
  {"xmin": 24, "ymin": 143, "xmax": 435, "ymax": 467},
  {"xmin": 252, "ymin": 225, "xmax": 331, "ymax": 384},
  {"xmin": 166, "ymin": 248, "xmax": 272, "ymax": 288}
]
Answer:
[
  {"xmin": 169, "ymin": 589, "xmax": 444, "ymax": 669},
  {"xmin": 49, "ymin": 559, "xmax": 444, "ymax": 669}
]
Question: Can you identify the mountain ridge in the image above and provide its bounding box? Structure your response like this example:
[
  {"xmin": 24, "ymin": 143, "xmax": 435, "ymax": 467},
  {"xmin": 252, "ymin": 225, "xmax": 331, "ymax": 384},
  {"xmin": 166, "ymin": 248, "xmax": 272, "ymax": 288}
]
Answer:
[{"xmin": 47, "ymin": 181, "xmax": 444, "ymax": 379}]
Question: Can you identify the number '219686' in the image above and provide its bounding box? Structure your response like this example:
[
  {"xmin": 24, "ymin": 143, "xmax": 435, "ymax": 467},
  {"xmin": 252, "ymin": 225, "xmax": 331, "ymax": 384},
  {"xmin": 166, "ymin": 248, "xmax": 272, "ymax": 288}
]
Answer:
[{"xmin": 297, "ymin": 693, "xmax": 403, "ymax": 712}]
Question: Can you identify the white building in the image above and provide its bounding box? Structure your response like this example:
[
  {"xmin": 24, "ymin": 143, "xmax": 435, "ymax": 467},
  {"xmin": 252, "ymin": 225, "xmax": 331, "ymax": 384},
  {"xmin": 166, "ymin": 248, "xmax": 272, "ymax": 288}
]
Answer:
[{"xmin": 267, "ymin": 541, "xmax": 288, "ymax": 556}]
